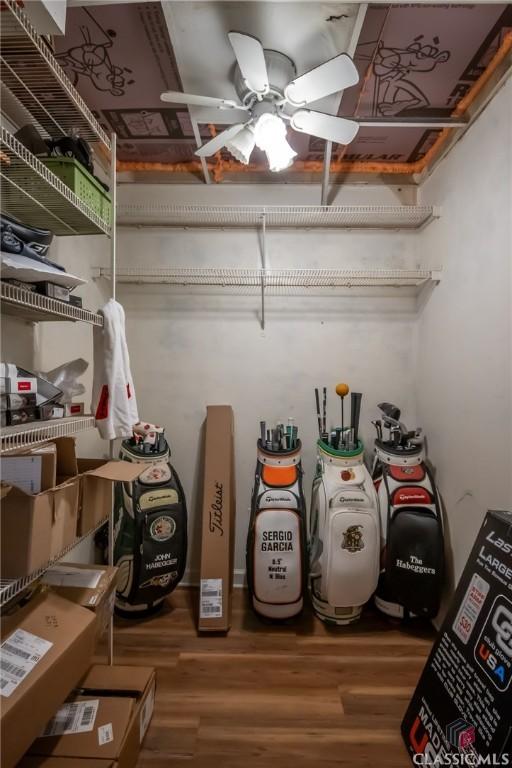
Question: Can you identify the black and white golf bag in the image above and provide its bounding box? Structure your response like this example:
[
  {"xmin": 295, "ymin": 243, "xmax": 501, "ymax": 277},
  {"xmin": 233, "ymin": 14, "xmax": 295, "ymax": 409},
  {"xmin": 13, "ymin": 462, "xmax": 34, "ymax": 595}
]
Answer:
[
  {"xmin": 114, "ymin": 421, "xmax": 188, "ymax": 615},
  {"xmin": 246, "ymin": 426, "xmax": 307, "ymax": 620},
  {"xmin": 372, "ymin": 403, "xmax": 444, "ymax": 620},
  {"xmin": 309, "ymin": 439, "xmax": 380, "ymax": 625}
]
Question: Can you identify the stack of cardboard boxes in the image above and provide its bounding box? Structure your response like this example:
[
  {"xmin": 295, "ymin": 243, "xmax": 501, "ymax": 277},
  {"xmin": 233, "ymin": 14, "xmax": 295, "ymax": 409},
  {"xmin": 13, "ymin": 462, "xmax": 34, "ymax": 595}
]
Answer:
[
  {"xmin": 0, "ymin": 438, "xmax": 155, "ymax": 767},
  {"xmin": 0, "ymin": 403, "xmax": 238, "ymax": 766},
  {"xmin": 1, "ymin": 565, "xmax": 155, "ymax": 767}
]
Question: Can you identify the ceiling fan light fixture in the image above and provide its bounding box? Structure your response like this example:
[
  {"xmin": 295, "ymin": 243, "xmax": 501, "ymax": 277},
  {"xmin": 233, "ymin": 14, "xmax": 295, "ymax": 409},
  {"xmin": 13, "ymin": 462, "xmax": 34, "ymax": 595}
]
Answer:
[
  {"xmin": 225, "ymin": 125, "xmax": 256, "ymax": 165},
  {"xmin": 254, "ymin": 113, "xmax": 297, "ymax": 172}
]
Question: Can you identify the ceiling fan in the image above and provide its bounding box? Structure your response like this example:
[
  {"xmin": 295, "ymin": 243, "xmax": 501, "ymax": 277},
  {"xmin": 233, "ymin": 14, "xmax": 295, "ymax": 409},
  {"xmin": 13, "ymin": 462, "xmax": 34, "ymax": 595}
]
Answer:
[{"xmin": 161, "ymin": 31, "xmax": 360, "ymax": 172}]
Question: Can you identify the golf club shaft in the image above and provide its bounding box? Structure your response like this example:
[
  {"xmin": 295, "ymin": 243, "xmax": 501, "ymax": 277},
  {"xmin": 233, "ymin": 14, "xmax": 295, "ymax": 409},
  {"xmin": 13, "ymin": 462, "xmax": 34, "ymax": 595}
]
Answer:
[{"xmin": 315, "ymin": 388, "xmax": 322, "ymax": 438}]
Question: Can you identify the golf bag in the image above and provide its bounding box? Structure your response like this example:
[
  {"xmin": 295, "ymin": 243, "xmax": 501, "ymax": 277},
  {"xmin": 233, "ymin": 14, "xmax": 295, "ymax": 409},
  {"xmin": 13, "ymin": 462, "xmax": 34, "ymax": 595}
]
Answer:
[
  {"xmin": 114, "ymin": 422, "xmax": 187, "ymax": 615},
  {"xmin": 372, "ymin": 403, "xmax": 444, "ymax": 620},
  {"xmin": 246, "ymin": 432, "xmax": 307, "ymax": 620},
  {"xmin": 309, "ymin": 439, "xmax": 380, "ymax": 625}
]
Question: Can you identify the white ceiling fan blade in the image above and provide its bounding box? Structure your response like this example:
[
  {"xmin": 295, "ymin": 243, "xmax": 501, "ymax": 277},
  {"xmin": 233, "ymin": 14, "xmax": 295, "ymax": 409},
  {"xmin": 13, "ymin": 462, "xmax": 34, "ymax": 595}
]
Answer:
[
  {"xmin": 195, "ymin": 124, "xmax": 246, "ymax": 157},
  {"xmin": 291, "ymin": 110, "xmax": 359, "ymax": 145},
  {"xmin": 192, "ymin": 106, "xmax": 251, "ymax": 125},
  {"xmin": 285, "ymin": 54, "xmax": 359, "ymax": 106},
  {"xmin": 228, "ymin": 31, "xmax": 269, "ymax": 95},
  {"xmin": 160, "ymin": 91, "xmax": 244, "ymax": 110}
]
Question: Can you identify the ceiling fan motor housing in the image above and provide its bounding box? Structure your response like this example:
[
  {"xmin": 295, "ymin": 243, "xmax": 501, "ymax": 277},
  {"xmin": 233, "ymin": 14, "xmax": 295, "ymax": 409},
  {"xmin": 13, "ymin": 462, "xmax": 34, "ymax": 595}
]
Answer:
[{"xmin": 234, "ymin": 49, "xmax": 296, "ymax": 104}]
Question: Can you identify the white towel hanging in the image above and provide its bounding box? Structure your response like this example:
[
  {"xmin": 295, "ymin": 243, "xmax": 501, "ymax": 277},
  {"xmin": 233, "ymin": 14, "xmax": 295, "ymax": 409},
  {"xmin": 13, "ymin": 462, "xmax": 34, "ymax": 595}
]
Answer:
[{"xmin": 92, "ymin": 298, "xmax": 139, "ymax": 440}]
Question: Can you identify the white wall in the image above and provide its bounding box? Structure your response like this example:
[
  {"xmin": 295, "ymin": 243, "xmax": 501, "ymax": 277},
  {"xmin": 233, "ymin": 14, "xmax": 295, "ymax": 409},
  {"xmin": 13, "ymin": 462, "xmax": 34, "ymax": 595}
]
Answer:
[
  {"xmin": 117, "ymin": 224, "xmax": 420, "ymax": 582},
  {"xmin": 416, "ymin": 78, "xmax": 512, "ymax": 613}
]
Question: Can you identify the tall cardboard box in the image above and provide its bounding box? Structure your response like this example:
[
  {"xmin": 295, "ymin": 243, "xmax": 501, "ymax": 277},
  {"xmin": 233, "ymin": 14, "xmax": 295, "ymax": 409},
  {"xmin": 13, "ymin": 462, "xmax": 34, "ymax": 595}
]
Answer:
[
  {"xmin": 0, "ymin": 592, "xmax": 96, "ymax": 768},
  {"xmin": 198, "ymin": 405, "xmax": 236, "ymax": 632}
]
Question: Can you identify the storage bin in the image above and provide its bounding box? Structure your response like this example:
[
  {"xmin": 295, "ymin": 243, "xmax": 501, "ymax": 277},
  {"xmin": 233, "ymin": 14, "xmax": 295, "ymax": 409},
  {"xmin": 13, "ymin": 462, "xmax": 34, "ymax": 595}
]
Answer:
[{"xmin": 41, "ymin": 156, "xmax": 111, "ymax": 228}]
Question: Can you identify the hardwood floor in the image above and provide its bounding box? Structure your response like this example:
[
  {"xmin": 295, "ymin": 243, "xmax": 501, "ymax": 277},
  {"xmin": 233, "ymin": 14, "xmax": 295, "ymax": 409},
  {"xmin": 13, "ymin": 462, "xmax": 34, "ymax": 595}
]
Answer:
[{"xmin": 110, "ymin": 587, "xmax": 435, "ymax": 767}]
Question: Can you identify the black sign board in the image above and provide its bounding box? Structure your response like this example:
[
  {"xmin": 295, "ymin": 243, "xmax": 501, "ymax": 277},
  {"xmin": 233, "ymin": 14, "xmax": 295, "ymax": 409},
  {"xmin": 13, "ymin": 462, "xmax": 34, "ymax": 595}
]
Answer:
[{"xmin": 402, "ymin": 509, "xmax": 512, "ymax": 765}]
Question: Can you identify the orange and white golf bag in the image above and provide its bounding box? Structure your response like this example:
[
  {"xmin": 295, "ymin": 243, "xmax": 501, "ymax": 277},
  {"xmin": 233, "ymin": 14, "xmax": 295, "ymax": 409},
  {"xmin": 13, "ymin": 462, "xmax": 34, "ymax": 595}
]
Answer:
[{"xmin": 246, "ymin": 422, "xmax": 307, "ymax": 620}]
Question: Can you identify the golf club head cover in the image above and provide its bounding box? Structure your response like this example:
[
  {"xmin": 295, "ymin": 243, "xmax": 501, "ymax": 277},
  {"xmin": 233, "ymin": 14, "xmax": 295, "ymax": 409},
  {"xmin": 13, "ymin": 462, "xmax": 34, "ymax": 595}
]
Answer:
[
  {"xmin": 246, "ymin": 439, "xmax": 307, "ymax": 620},
  {"xmin": 309, "ymin": 440, "xmax": 380, "ymax": 625},
  {"xmin": 372, "ymin": 443, "xmax": 444, "ymax": 619},
  {"xmin": 113, "ymin": 429, "xmax": 187, "ymax": 616}
]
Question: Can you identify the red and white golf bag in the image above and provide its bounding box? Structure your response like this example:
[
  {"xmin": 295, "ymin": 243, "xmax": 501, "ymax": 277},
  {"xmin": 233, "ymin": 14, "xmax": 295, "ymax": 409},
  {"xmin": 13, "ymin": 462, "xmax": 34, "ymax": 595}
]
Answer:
[
  {"xmin": 309, "ymin": 439, "xmax": 380, "ymax": 625},
  {"xmin": 372, "ymin": 403, "xmax": 444, "ymax": 620},
  {"xmin": 246, "ymin": 429, "xmax": 307, "ymax": 620}
]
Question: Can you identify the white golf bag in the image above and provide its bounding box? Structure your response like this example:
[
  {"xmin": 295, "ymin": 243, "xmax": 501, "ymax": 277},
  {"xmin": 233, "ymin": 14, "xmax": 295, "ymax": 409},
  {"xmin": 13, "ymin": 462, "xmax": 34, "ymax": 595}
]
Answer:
[
  {"xmin": 309, "ymin": 439, "xmax": 380, "ymax": 625},
  {"xmin": 372, "ymin": 403, "xmax": 444, "ymax": 620},
  {"xmin": 246, "ymin": 434, "xmax": 307, "ymax": 620}
]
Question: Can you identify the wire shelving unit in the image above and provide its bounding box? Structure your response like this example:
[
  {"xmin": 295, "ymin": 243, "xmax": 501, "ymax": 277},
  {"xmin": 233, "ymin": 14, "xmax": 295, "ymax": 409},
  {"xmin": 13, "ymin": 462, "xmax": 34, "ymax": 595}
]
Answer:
[
  {"xmin": 104, "ymin": 266, "xmax": 439, "ymax": 289},
  {"xmin": 0, "ymin": 516, "xmax": 108, "ymax": 608},
  {"xmin": 1, "ymin": 416, "xmax": 96, "ymax": 454},
  {"xmin": 1, "ymin": 281, "xmax": 104, "ymax": 325},
  {"xmin": 0, "ymin": 0, "xmax": 117, "ymax": 662},
  {"xmin": 1, "ymin": 126, "xmax": 110, "ymax": 235},
  {"xmin": 0, "ymin": 0, "xmax": 110, "ymax": 149},
  {"xmin": 118, "ymin": 203, "xmax": 439, "ymax": 231}
]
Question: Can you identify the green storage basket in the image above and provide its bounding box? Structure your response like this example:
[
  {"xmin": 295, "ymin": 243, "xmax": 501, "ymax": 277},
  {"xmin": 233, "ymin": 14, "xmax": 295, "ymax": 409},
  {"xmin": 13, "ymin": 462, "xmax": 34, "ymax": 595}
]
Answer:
[{"xmin": 42, "ymin": 156, "xmax": 111, "ymax": 229}]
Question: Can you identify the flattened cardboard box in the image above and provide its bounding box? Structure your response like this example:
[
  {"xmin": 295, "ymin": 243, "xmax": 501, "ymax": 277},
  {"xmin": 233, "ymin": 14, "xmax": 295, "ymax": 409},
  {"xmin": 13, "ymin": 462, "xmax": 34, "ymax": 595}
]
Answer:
[
  {"xmin": 198, "ymin": 405, "xmax": 236, "ymax": 632},
  {"xmin": 28, "ymin": 665, "xmax": 156, "ymax": 768},
  {"xmin": 0, "ymin": 592, "xmax": 96, "ymax": 768},
  {"xmin": 402, "ymin": 510, "xmax": 512, "ymax": 764},
  {"xmin": 42, "ymin": 563, "xmax": 118, "ymax": 639}
]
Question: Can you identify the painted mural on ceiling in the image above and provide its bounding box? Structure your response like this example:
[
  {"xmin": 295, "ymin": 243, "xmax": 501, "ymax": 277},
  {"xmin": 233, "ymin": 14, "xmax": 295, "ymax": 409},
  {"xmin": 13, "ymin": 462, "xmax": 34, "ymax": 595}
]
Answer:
[
  {"xmin": 55, "ymin": 2, "xmax": 512, "ymax": 173},
  {"xmin": 53, "ymin": 2, "xmax": 199, "ymax": 163},
  {"xmin": 338, "ymin": 3, "xmax": 512, "ymax": 164}
]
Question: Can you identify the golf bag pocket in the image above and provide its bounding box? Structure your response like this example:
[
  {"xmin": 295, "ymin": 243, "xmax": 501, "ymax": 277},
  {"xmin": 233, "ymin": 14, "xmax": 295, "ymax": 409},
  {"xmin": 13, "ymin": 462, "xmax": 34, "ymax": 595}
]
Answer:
[
  {"xmin": 247, "ymin": 441, "xmax": 307, "ymax": 620},
  {"xmin": 252, "ymin": 508, "xmax": 302, "ymax": 606},
  {"xmin": 385, "ymin": 506, "xmax": 443, "ymax": 617},
  {"xmin": 262, "ymin": 463, "xmax": 298, "ymax": 488},
  {"xmin": 325, "ymin": 507, "xmax": 380, "ymax": 609}
]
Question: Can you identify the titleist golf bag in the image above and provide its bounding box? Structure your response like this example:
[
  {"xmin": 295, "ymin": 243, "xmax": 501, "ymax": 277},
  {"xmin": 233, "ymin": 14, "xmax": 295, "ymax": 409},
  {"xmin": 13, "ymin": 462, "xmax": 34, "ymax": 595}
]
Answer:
[
  {"xmin": 309, "ymin": 438, "xmax": 380, "ymax": 624},
  {"xmin": 372, "ymin": 403, "xmax": 444, "ymax": 620},
  {"xmin": 246, "ymin": 422, "xmax": 307, "ymax": 620},
  {"xmin": 114, "ymin": 422, "xmax": 187, "ymax": 615}
]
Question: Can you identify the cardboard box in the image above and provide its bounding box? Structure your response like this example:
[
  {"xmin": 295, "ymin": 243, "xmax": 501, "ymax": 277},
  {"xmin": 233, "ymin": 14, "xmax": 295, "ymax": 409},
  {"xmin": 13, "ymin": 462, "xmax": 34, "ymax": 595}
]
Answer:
[
  {"xmin": 75, "ymin": 457, "xmax": 142, "ymax": 536},
  {"xmin": 27, "ymin": 665, "xmax": 156, "ymax": 768},
  {"xmin": 0, "ymin": 592, "xmax": 97, "ymax": 768},
  {"xmin": 42, "ymin": 563, "xmax": 118, "ymax": 638},
  {"xmin": 1, "ymin": 479, "xmax": 78, "ymax": 579},
  {"xmin": 198, "ymin": 405, "xmax": 236, "ymax": 632},
  {"xmin": 0, "ymin": 439, "xmax": 142, "ymax": 579},
  {"xmin": 402, "ymin": 510, "xmax": 512, "ymax": 764}
]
